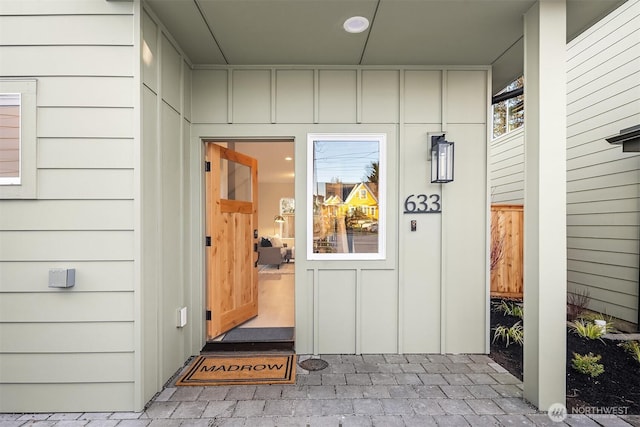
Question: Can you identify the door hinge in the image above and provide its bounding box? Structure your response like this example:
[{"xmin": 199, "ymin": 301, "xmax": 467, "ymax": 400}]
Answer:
[
  {"xmin": 205, "ymin": 161, "xmax": 211, "ymax": 172},
  {"xmin": 206, "ymin": 236, "xmax": 211, "ymax": 246},
  {"xmin": 206, "ymin": 310, "xmax": 211, "ymax": 321}
]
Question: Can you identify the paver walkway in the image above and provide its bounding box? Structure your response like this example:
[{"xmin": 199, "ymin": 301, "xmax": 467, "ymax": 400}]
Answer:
[{"xmin": 1, "ymin": 354, "xmax": 638, "ymax": 427}]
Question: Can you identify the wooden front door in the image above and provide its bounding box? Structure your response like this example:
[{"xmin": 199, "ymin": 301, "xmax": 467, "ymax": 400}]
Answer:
[{"xmin": 205, "ymin": 143, "xmax": 259, "ymax": 339}]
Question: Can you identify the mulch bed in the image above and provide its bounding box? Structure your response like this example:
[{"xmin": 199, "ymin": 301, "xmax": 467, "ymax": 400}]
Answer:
[{"xmin": 489, "ymin": 301, "xmax": 640, "ymax": 415}]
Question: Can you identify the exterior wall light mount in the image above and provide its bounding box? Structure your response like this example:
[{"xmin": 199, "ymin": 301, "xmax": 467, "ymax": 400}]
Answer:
[
  {"xmin": 430, "ymin": 134, "xmax": 454, "ymax": 183},
  {"xmin": 605, "ymin": 124, "xmax": 640, "ymax": 152}
]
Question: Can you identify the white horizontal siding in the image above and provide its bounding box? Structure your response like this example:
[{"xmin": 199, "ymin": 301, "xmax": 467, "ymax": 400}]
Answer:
[
  {"xmin": 0, "ymin": 261, "xmax": 134, "ymax": 292},
  {"xmin": 0, "ymin": 1, "xmax": 132, "ymax": 15},
  {"xmin": 37, "ymin": 77, "xmax": 134, "ymax": 108},
  {"xmin": 0, "ymin": 383, "xmax": 135, "ymax": 413},
  {"xmin": 36, "ymin": 170, "xmax": 134, "ymax": 199},
  {"xmin": 0, "ymin": 322, "xmax": 134, "ymax": 353},
  {"xmin": 0, "ymin": 15, "xmax": 133, "ymax": 46},
  {"xmin": 566, "ymin": 0, "xmax": 640, "ymax": 323},
  {"xmin": 0, "ymin": 292, "xmax": 134, "ymax": 322},
  {"xmin": 0, "ymin": 200, "xmax": 133, "ymax": 230},
  {"xmin": 0, "ymin": 3, "xmax": 138, "ymax": 412},
  {"xmin": 38, "ymin": 139, "xmax": 134, "ymax": 169},
  {"xmin": 38, "ymin": 107, "xmax": 133, "ymax": 138},
  {"xmin": 0, "ymin": 231, "xmax": 134, "ymax": 261},
  {"xmin": 487, "ymin": 0, "xmax": 640, "ymax": 323},
  {"xmin": 489, "ymin": 127, "xmax": 524, "ymax": 204},
  {"xmin": 0, "ymin": 353, "xmax": 134, "ymax": 382},
  {"xmin": 0, "ymin": 46, "xmax": 133, "ymax": 76}
]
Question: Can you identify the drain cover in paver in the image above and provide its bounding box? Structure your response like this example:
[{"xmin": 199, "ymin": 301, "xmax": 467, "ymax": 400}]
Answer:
[{"xmin": 299, "ymin": 358, "xmax": 328, "ymax": 371}]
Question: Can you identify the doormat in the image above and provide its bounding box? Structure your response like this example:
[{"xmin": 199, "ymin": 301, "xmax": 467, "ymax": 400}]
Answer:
[
  {"xmin": 222, "ymin": 327, "xmax": 294, "ymax": 342},
  {"xmin": 175, "ymin": 353, "xmax": 296, "ymax": 386}
]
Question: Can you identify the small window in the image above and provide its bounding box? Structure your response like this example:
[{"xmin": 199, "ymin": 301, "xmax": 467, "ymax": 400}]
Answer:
[
  {"xmin": 0, "ymin": 80, "xmax": 37, "ymax": 199},
  {"xmin": 307, "ymin": 133, "xmax": 386, "ymax": 260},
  {"xmin": 0, "ymin": 94, "xmax": 20, "ymax": 184},
  {"xmin": 492, "ymin": 76, "xmax": 524, "ymax": 139}
]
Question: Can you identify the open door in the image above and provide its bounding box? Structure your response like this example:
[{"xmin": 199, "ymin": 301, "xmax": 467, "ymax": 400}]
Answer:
[{"xmin": 205, "ymin": 143, "xmax": 259, "ymax": 339}]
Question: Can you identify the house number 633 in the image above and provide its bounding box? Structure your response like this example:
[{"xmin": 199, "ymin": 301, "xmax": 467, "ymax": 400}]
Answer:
[{"xmin": 403, "ymin": 194, "xmax": 441, "ymax": 214}]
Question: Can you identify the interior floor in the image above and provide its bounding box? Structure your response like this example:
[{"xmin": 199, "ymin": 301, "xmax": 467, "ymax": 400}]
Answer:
[
  {"xmin": 209, "ymin": 263, "xmax": 294, "ymax": 344},
  {"xmin": 240, "ymin": 263, "xmax": 294, "ymax": 328}
]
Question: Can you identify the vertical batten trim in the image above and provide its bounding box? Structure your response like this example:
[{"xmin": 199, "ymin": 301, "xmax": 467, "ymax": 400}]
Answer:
[
  {"xmin": 484, "ymin": 69, "xmax": 493, "ymax": 354},
  {"xmin": 271, "ymin": 68, "xmax": 277, "ymax": 124},
  {"xmin": 227, "ymin": 69, "xmax": 233, "ymax": 124},
  {"xmin": 313, "ymin": 69, "xmax": 319, "ymax": 124},
  {"xmin": 356, "ymin": 69, "xmax": 363, "ymax": 124},
  {"xmin": 132, "ymin": 0, "xmax": 143, "ymax": 411},
  {"xmin": 439, "ymin": 69, "xmax": 448, "ymax": 354},
  {"xmin": 355, "ymin": 268, "xmax": 362, "ymax": 355},
  {"xmin": 397, "ymin": 70, "xmax": 406, "ymax": 353},
  {"xmin": 313, "ymin": 268, "xmax": 320, "ymax": 355}
]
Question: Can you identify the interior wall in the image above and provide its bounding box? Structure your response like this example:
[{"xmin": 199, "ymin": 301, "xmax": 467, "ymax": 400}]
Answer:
[
  {"xmin": 190, "ymin": 66, "xmax": 489, "ymax": 355},
  {"xmin": 258, "ymin": 182, "xmax": 295, "ymax": 239}
]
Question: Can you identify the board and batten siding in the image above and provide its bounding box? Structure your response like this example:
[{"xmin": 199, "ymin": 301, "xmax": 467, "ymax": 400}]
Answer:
[
  {"xmin": 141, "ymin": 6, "xmax": 193, "ymax": 409},
  {"xmin": 566, "ymin": 0, "xmax": 640, "ymax": 324},
  {"xmin": 190, "ymin": 67, "xmax": 489, "ymax": 355},
  {"xmin": 0, "ymin": 1, "xmax": 139, "ymax": 412},
  {"xmin": 489, "ymin": 0, "xmax": 640, "ymax": 324}
]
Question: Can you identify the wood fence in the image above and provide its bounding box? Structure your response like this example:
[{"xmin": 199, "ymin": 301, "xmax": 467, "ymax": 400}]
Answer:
[{"xmin": 490, "ymin": 204, "xmax": 523, "ymax": 299}]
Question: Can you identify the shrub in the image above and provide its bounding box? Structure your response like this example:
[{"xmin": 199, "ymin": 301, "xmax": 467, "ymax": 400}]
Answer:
[
  {"xmin": 619, "ymin": 341, "xmax": 640, "ymax": 364},
  {"xmin": 569, "ymin": 320, "xmax": 606, "ymax": 340},
  {"xmin": 492, "ymin": 321, "xmax": 524, "ymax": 347},
  {"xmin": 579, "ymin": 313, "xmax": 615, "ymax": 333},
  {"xmin": 571, "ymin": 352, "xmax": 604, "ymax": 378},
  {"xmin": 567, "ymin": 289, "xmax": 590, "ymax": 321},
  {"xmin": 492, "ymin": 300, "xmax": 524, "ymax": 319}
]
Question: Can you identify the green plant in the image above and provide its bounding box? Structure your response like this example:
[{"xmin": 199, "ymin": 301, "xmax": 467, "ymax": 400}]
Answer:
[
  {"xmin": 579, "ymin": 312, "xmax": 616, "ymax": 333},
  {"xmin": 619, "ymin": 341, "xmax": 640, "ymax": 364},
  {"xmin": 492, "ymin": 300, "xmax": 524, "ymax": 319},
  {"xmin": 492, "ymin": 321, "xmax": 524, "ymax": 347},
  {"xmin": 571, "ymin": 352, "xmax": 604, "ymax": 378},
  {"xmin": 569, "ymin": 320, "xmax": 605, "ymax": 340}
]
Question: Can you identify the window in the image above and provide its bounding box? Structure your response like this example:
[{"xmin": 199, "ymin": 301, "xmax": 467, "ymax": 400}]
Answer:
[
  {"xmin": 0, "ymin": 94, "xmax": 20, "ymax": 184},
  {"xmin": 0, "ymin": 80, "xmax": 37, "ymax": 199},
  {"xmin": 492, "ymin": 77, "xmax": 524, "ymax": 139},
  {"xmin": 307, "ymin": 133, "xmax": 385, "ymax": 260},
  {"xmin": 279, "ymin": 197, "xmax": 295, "ymax": 239}
]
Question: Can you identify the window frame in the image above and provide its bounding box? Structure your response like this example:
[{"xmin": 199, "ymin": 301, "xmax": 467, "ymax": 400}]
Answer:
[
  {"xmin": 306, "ymin": 132, "xmax": 386, "ymax": 261},
  {"xmin": 0, "ymin": 79, "xmax": 37, "ymax": 199}
]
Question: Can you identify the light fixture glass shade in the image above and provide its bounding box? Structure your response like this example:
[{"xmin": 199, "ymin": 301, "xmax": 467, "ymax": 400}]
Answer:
[
  {"xmin": 430, "ymin": 135, "xmax": 454, "ymax": 183},
  {"xmin": 343, "ymin": 16, "xmax": 369, "ymax": 33},
  {"xmin": 274, "ymin": 215, "xmax": 285, "ymax": 223}
]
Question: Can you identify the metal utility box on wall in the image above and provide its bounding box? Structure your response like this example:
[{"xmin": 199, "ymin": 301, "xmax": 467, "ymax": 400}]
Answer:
[{"xmin": 48, "ymin": 268, "xmax": 76, "ymax": 288}]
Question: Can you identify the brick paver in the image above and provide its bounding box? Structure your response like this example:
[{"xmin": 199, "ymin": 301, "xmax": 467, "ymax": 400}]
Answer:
[{"xmin": 2, "ymin": 354, "xmax": 636, "ymax": 427}]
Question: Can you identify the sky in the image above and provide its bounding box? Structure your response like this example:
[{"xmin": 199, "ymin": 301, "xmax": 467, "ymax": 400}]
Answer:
[{"xmin": 313, "ymin": 140, "xmax": 378, "ymax": 184}]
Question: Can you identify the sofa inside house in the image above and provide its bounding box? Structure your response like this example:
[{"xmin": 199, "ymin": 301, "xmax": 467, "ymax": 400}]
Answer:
[{"xmin": 257, "ymin": 236, "xmax": 293, "ymax": 268}]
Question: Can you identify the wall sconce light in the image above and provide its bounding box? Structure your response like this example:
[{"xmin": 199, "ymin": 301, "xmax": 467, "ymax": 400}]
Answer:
[
  {"xmin": 273, "ymin": 215, "xmax": 285, "ymax": 235},
  {"xmin": 605, "ymin": 124, "xmax": 640, "ymax": 152},
  {"xmin": 430, "ymin": 134, "xmax": 454, "ymax": 183}
]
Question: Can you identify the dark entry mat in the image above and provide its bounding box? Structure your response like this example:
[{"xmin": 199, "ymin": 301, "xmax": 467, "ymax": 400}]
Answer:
[{"xmin": 222, "ymin": 327, "xmax": 294, "ymax": 342}]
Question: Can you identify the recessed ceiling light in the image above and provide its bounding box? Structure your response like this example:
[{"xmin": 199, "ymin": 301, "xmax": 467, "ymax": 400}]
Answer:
[
  {"xmin": 285, "ymin": 156, "xmax": 293, "ymax": 161},
  {"xmin": 343, "ymin": 16, "xmax": 369, "ymax": 34}
]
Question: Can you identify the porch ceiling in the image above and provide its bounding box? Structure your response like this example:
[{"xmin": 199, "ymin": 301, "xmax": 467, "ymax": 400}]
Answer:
[{"xmin": 145, "ymin": 0, "xmax": 625, "ymax": 93}]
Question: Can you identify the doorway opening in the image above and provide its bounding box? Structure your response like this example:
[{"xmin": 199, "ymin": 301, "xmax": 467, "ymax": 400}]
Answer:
[{"xmin": 202, "ymin": 139, "xmax": 295, "ymax": 352}]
